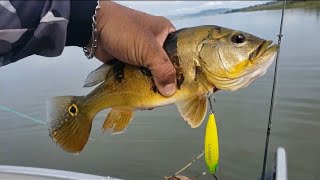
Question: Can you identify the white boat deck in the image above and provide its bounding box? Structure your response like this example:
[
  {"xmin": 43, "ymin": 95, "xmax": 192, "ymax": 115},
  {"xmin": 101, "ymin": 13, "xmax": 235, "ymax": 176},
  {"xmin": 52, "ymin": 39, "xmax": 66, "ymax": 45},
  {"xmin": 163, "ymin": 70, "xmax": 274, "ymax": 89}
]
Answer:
[{"xmin": 0, "ymin": 165, "xmax": 121, "ymax": 180}]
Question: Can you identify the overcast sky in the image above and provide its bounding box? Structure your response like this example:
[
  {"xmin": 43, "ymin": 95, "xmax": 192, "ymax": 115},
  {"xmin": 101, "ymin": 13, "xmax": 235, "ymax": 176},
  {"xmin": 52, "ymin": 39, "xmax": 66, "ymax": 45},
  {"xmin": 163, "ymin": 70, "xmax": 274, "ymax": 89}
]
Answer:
[{"xmin": 116, "ymin": 1, "xmax": 271, "ymax": 17}]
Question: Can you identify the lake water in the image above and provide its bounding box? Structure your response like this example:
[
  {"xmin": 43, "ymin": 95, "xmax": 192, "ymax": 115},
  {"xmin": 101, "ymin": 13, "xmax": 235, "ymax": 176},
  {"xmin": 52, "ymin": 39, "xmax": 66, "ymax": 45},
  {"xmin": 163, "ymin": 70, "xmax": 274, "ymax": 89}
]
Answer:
[{"xmin": 0, "ymin": 9, "xmax": 319, "ymax": 180}]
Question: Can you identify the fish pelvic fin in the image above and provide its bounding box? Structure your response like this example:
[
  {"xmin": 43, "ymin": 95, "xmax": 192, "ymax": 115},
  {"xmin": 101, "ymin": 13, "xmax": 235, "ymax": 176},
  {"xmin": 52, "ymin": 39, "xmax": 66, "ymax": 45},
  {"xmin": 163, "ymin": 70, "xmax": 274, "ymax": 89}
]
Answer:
[
  {"xmin": 84, "ymin": 63, "xmax": 111, "ymax": 87},
  {"xmin": 47, "ymin": 96, "xmax": 94, "ymax": 153},
  {"xmin": 175, "ymin": 95, "xmax": 207, "ymax": 128},
  {"xmin": 102, "ymin": 108, "xmax": 134, "ymax": 134}
]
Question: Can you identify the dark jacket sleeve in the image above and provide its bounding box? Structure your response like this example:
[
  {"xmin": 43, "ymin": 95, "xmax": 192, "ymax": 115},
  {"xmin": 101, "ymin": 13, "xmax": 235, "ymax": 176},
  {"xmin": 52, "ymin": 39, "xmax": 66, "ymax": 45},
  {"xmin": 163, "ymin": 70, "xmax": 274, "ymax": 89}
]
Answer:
[{"xmin": 0, "ymin": 0, "xmax": 97, "ymax": 67}]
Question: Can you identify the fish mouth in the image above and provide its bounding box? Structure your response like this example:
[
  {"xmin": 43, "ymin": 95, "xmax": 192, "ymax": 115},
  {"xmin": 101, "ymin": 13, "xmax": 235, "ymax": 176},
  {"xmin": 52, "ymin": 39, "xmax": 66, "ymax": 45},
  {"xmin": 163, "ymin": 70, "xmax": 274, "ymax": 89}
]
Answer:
[
  {"xmin": 249, "ymin": 40, "xmax": 279, "ymax": 63},
  {"xmin": 206, "ymin": 40, "xmax": 279, "ymax": 91}
]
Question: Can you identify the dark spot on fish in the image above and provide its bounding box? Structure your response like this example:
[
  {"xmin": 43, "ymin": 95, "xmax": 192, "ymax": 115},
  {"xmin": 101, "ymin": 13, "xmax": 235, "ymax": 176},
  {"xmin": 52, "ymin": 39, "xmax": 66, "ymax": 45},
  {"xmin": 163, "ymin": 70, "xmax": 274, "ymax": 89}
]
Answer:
[
  {"xmin": 171, "ymin": 54, "xmax": 180, "ymax": 67},
  {"xmin": 140, "ymin": 67, "xmax": 153, "ymax": 77},
  {"xmin": 106, "ymin": 59, "xmax": 119, "ymax": 65},
  {"xmin": 138, "ymin": 67, "xmax": 160, "ymax": 93},
  {"xmin": 152, "ymin": 84, "xmax": 159, "ymax": 93},
  {"xmin": 164, "ymin": 30, "xmax": 179, "ymax": 57},
  {"xmin": 213, "ymin": 87, "xmax": 220, "ymax": 93},
  {"xmin": 164, "ymin": 28, "xmax": 185, "ymax": 50},
  {"xmin": 199, "ymin": 29, "xmax": 214, "ymax": 44},
  {"xmin": 68, "ymin": 104, "xmax": 78, "ymax": 116},
  {"xmin": 177, "ymin": 72, "xmax": 184, "ymax": 90},
  {"xmin": 195, "ymin": 66, "xmax": 202, "ymax": 81},
  {"xmin": 70, "ymin": 106, "xmax": 77, "ymax": 114},
  {"xmin": 113, "ymin": 61, "xmax": 125, "ymax": 83},
  {"xmin": 171, "ymin": 55, "xmax": 183, "ymax": 91},
  {"xmin": 215, "ymin": 26, "xmax": 221, "ymax": 33},
  {"xmin": 165, "ymin": 42, "xmax": 184, "ymax": 90},
  {"xmin": 162, "ymin": 29, "xmax": 188, "ymax": 91}
]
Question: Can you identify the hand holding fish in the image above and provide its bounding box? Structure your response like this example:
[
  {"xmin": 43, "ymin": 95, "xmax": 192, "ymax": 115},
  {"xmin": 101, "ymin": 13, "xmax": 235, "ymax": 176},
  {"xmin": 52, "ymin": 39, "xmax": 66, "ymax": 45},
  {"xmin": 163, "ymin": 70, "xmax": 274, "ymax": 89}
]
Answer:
[{"xmin": 94, "ymin": 1, "xmax": 177, "ymax": 97}]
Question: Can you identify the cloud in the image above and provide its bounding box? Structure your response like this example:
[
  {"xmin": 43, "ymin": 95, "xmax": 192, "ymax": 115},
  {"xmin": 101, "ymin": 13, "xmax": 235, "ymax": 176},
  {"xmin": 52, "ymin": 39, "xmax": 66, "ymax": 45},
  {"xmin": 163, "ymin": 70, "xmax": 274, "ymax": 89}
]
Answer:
[
  {"xmin": 175, "ymin": 1, "xmax": 224, "ymax": 14},
  {"xmin": 199, "ymin": 1, "xmax": 223, "ymax": 8},
  {"xmin": 115, "ymin": 1, "xmax": 271, "ymax": 17}
]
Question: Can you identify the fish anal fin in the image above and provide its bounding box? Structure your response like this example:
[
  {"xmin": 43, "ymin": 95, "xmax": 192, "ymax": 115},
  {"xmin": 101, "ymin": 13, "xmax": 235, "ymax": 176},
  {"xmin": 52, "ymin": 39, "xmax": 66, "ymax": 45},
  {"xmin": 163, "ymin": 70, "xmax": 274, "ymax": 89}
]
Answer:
[
  {"xmin": 176, "ymin": 95, "xmax": 207, "ymax": 128},
  {"xmin": 102, "ymin": 108, "xmax": 134, "ymax": 134}
]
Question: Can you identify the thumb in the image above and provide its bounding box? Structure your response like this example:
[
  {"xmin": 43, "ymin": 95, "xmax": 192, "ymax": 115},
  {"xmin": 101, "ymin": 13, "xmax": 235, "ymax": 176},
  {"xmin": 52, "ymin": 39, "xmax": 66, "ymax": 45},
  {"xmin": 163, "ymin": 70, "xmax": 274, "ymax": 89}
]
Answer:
[{"xmin": 143, "ymin": 41, "xmax": 176, "ymax": 97}]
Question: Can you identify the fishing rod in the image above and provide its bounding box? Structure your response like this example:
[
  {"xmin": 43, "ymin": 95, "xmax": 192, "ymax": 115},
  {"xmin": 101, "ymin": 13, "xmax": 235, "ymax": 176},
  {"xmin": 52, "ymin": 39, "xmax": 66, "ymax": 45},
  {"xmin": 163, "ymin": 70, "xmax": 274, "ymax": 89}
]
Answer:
[{"xmin": 261, "ymin": 1, "xmax": 286, "ymax": 179}]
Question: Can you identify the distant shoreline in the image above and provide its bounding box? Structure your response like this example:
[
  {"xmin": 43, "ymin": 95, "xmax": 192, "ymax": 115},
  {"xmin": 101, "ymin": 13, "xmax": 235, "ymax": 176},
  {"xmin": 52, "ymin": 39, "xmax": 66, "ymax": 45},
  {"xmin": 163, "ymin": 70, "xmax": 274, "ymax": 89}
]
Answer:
[
  {"xmin": 225, "ymin": 1, "xmax": 320, "ymax": 14},
  {"xmin": 168, "ymin": 1, "xmax": 320, "ymax": 20}
]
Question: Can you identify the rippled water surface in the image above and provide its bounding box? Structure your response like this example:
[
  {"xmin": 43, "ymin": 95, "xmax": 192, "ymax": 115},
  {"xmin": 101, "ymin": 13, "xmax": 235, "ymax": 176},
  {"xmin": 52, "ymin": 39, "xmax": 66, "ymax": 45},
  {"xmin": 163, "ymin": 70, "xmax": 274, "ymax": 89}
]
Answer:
[{"xmin": 0, "ymin": 9, "xmax": 319, "ymax": 180}]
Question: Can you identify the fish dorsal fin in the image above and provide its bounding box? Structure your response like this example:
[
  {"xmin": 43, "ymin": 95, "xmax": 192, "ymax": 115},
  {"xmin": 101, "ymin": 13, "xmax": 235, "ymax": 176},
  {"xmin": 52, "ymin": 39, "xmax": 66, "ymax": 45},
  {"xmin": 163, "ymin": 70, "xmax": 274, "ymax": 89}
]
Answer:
[
  {"xmin": 176, "ymin": 95, "xmax": 207, "ymax": 128},
  {"xmin": 102, "ymin": 108, "xmax": 134, "ymax": 134},
  {"xmin": 84, "ymin": 64, "xmax": 111, "ymax": 87}
]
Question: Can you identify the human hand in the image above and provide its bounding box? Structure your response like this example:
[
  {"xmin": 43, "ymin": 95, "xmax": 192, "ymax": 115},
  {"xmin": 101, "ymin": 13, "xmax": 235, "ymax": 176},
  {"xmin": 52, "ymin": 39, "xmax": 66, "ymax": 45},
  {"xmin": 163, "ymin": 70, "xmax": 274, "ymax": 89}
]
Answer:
[{"xmin": 94, "ymin": 1, "xmax": 177, "ymax": 97}]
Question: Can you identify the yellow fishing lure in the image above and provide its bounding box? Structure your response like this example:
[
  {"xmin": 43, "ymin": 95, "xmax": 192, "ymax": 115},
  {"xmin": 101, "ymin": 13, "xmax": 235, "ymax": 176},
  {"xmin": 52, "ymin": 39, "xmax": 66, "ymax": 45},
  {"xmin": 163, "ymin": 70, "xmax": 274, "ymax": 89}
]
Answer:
[{"xmin": 204, "ymin": 112, "xmax": 219, "ymax": 174}]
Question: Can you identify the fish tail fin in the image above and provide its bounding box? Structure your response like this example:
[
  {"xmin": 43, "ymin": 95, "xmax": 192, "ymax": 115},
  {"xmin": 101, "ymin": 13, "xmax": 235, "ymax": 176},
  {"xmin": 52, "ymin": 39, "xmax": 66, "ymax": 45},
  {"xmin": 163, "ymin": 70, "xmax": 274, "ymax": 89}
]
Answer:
[{"xmin": 47, "ymin": 96, "xmax": 94, "ymax": 153}]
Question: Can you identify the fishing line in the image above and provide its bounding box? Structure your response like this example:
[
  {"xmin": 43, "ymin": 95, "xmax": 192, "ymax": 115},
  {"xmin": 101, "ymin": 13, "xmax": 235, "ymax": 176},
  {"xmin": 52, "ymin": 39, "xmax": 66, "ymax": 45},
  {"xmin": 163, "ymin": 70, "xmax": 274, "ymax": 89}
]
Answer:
[
  {"xmin": 0, "ymin": 104, "xmax": 94, "ymax": 141},
  {"xmin": 212, "ymin": 174, "xmax": 218, "ymax": 180},
  {"xmin": 174, "ymin": 151, "xmax": 204, "ymax": 176},
  {"xmin": 0, "ymin": 104, "xmax": 46, "ymax": 125},
  {"xmin": 261, "ymin": 1, "xmax": 286, "ymax": 179}
]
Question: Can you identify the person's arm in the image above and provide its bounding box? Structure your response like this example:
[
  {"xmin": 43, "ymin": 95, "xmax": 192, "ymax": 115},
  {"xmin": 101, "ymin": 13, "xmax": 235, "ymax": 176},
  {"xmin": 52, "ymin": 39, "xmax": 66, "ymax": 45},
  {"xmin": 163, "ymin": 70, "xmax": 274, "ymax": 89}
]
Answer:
[
  {"xmin": 0, "ymin": 1, "xmax": 177, "ymax": 96},
  {"xmin": 0, "ymin": 1, "xmax": 96, "ymax": 66}
]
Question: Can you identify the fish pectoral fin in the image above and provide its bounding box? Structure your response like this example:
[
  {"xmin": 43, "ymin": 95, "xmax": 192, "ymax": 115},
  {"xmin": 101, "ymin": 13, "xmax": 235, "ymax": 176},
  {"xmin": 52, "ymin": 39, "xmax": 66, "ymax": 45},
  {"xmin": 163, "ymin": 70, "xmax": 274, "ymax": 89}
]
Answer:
[
  {"xmin": 175, "ymin": 95, "xmax": 207, "ymax": 128},
  {"xmin": 84, "ymin": 63, "xmax": 111, "ymax": 87},
  {"xmin": 102, "ymin": 108, "xmax": 134, "ymax": 134}
]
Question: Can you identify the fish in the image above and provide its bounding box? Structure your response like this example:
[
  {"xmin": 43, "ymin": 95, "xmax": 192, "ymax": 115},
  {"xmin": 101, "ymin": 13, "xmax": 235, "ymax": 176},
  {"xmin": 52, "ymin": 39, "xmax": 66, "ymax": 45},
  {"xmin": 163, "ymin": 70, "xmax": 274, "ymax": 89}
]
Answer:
[{"xmin": 47, "ymin": 25, "xmax": 279, "ymax": 153}]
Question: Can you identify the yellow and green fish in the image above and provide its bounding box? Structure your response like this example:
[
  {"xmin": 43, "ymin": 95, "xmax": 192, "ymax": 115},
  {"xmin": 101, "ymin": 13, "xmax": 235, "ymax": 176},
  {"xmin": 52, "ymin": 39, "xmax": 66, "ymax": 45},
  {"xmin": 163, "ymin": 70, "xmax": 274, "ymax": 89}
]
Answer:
[{"xmin": 47, "ymin": 25, "xmax": 278, "ymax": 153}]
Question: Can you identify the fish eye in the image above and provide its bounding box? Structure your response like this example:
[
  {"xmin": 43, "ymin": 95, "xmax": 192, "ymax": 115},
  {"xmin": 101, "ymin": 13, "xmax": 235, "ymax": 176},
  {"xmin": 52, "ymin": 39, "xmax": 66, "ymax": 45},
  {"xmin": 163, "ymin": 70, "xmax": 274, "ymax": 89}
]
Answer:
[
  {"xmin": 231, "ymin": 34, "xmax": 246, "ymax": 44},
  {"xmin": 68, "ymin": 104, "xmax": 78, "ymax": 116}
]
